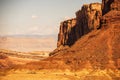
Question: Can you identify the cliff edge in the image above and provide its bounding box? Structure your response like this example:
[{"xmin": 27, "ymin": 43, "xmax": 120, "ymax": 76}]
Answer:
[{"xmin": 27, "ymin": 0, "xmax": 120, "ymax": 72}]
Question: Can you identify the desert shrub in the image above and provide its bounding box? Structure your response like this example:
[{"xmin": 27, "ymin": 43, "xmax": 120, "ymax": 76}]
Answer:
[
  {"xmin": 0, "ymin": 54, "xmax": 7, "ymax": 59},
  {"xmin": 27, "ymin": 71, "xmax": 36, "ymax": 74}
]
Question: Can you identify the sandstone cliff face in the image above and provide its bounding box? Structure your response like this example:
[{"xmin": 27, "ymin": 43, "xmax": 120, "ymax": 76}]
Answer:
[
  {"xmin": 57, "ymin": 3, "xmax": 102, "ymax": 47},
  {"xmin": 101, "ymin": 0, "xmax": 120, "ymax": 29},
  {"xmin": 28, "ymin": 0, "xmax": 120, "ymax": 72},
  {"xmin": 57, "ymin": 18, "xmax": 76, "ymax": 47},
  {"xmin": 49, "ymin": 0, "xmax": 120, "ymax": 70},
  {"xmin": 101, "ymin": 0, "xmax": 120, "ymax": 69},
  {"xmin": 75, "ymin": 3, "xmax": 102, "ymax": 39},
  {"xmin": 102, "ymin": 0, "xmax": 120, "ymax": 15}
]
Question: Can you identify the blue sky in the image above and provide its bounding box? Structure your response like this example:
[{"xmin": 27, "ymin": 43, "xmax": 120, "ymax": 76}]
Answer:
[{"xmin": 0, "ymin": 0, "xmax": 101, "ymax": 36}]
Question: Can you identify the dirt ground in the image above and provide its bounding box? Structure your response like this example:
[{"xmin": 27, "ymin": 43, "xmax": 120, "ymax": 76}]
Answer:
[{"xmin": 0, "ymin": 69, "xmax": 120, "ymax": 80}]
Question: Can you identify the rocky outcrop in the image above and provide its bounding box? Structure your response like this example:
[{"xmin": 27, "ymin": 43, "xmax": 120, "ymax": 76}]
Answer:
[
  {"xmin": 0, "ymin": 53, "xmax": 13, "ymax": 70},
  {"xmin": 50, "ymin": 0, "xmax": 120, "ymax": 70},
  {"xmin": 75, "ymin": 3, "xmax": 102, "ymax": 39},
  {"xmin": 101, "ymin": 0, "xmax": 120, "ymax": 28},
  {"xmin": 57, "ymin": 18, "xmax": 76, "ymax": 47},
  {"xmin": 102, "ymin": 0, "xmax": 120, "ymax": 15},
  {"xmin": 57, "ymin": 3, "xmax": 102, "ymax": 47},
  {"xmin": 28, "ymin": 0, "xmax": 120, "ymax": 73},
  {"xmin": 101, "ymin": 0, "xmax": 120, "ymax": 70}
]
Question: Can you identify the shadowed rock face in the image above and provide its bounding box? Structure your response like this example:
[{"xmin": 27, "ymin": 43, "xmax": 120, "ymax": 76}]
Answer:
[
  {"xmin": 75, "ymin": 3, "xmax": 102, "ymax": 39},
  {"xmin": 102, "ymin": 0, "xmax": 120, "ymax": 15},
  {"xmin": 101, "ymin": 0, "xmax": 120, "ymax": 28},
  {"xmin": 57, "ymin": 18, "xmax": 77, "ymax": 47},
  {"xmin": 57, "ymin": 3, "xmax": 102, "ymax": 47}
]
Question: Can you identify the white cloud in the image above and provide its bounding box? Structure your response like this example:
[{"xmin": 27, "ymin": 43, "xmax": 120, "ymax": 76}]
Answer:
[{"xmin": 32, "ymin": 15, "xmax": 38, "ymax": 19}]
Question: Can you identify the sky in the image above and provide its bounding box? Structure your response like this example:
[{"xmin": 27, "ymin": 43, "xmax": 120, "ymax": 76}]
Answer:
[{"xmin": 0, "ymin": 0, "xmax": 101, "ymax": 36}]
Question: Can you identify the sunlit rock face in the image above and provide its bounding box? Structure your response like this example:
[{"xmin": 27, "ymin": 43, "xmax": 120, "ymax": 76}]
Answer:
[
  {"xmin": 57, "ymin": 3, "xmax": 102, "ymax": 48},
  {"xmin": 48, "ymin": 0, "xmax": 120, "ymax": 70},
  {"xmin": 75, "ymin": 3, "xmax": 102, "ymax": 39},
  {"xmin": 101, "ymin": 0, "xmax": 120, "ymax": 70}
]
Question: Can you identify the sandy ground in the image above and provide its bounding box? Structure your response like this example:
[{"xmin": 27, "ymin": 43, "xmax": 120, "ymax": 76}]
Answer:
[
  {"xmin": 9, "ymin": 56, "xmax": 40, "ymax": 65},
  {"xmin": 0, "ymin": 69, "xmax": 120, "ymax": 80},
  {"xmin": 1, "ymin": 70, "xmax": 78, "ymax": 80}
]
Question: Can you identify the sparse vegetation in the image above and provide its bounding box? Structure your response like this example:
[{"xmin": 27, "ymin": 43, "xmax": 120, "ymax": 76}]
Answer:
[{"xmin": 0, "ymin": 69, "xmax": 119, "ymax": 80}]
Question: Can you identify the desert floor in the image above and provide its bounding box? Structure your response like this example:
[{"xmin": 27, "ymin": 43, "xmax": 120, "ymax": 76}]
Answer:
[{"xmin": 0, "ymin": 69, "xmax": 120, "ymax": 80}]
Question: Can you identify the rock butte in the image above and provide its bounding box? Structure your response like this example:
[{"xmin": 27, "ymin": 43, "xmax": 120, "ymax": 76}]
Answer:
[
  {"xmin": 57, "ymin": 3, "xmax": 102, "ymax": 47},
  {"xmin": 5, "ymin": 0, "xmax": 120, "ymax": 72}
]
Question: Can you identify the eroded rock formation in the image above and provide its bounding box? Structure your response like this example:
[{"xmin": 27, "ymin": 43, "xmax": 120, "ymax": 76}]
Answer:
[
  {"xmin": 57, "ymin": 18, "xmax": 77, "ymax": 47},
  {"xmin": 57, "ymin": 3, "xmax": 102, "ymax": 47},
  {"xmin": 101, "ymin": 0, "xmax": 120, "ymax": 69},
  {"xmin": 102, "ymin": 0, "xmax": 120, "ymax": 15},
  {"xmin": 28, "ymin": 0, "xmax": 120, "ymax": 72},
  {"xmin": 75, "ymin": 3, "xmax": 102, "ymax": 39}
]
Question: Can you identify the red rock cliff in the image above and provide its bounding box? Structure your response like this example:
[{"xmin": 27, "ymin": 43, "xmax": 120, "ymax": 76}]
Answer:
[
  {"xmin": 27, "ymin": 0, "xmax": 120, "ymax": 72},
  {"xmin": 57, "ymin": 3, "xmax": 102, "ymax": 47},
  {"xmin": 75, "ymin": 3, "xmax": 102, "ymax": 39},
  {"xmin": 101, "ymin": 0, "xmax": 120, "ymax": 69},
  {"xmin": 101, "ymin": 0, "xmax": 120, "ymax": 27},
  {"xmin": 102, "ymin": 0, "xmax": 120, "ymax": 15},
  {"xmin": 57, "ymin": 18, "xmax": 77, "ymax": 47},
  {"xmin": 49, "ymin": 0, "xmax": 120, "ymax": 70}
]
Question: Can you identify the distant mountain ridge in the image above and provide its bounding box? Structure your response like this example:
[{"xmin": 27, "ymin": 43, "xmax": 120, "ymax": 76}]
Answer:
[
  {"xmin": 0, "ymin": 34, "xmax": 57, "ymax": 39},
  {"xmin": 0, "ymin": 35, "xmax": 57, "ymax": 52}
]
